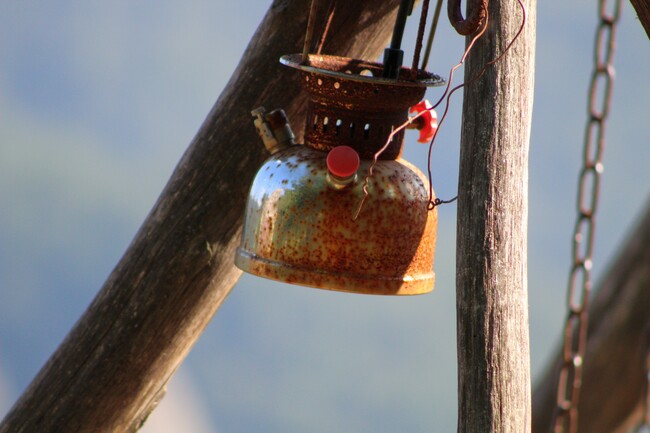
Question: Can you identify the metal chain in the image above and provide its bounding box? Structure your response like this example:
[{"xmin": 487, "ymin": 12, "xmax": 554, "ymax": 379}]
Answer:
[{"xmin": 551, "ymin": 0, "xmax": 622, "ymax": 431}]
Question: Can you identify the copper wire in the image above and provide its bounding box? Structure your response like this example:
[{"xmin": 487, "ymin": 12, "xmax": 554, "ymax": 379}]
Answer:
[
  {"xmin": 354, "ymin": 18, "xmax": 488, "ymax": 220},
  {"xmin": 354, "ymin": 0, "xmax": 527, "ymax": 218},
  {"xmin": 425, "ymin": 0, "xmax": 526, "ymax": 207}
]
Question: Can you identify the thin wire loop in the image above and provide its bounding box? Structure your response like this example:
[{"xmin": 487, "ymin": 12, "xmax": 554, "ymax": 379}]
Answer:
[
  {"xmin": 353, "ymin": 16, "xmax": 489, "ymax": 220},
  {"xmin": 424, "ymin": 0, "xmax": 526, "ymax": 208},
  {"xmin": 354, "ymin": 0, "xmax": 527, "ymax": 219},
  {"xmin": 428, "ymin": 196, "xmax": 458, "ymax": 210}
]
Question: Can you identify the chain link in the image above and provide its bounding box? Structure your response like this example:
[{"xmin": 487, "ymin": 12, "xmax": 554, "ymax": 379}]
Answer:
[{"xmin": 551, "ymin": 0, "xmax": 622, "ymax": 431}]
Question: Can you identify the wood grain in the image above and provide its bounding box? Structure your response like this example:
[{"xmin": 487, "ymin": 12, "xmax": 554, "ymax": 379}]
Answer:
[{"xmin": 455, "ymin": 0, "xmax": 537, "ymax": 430}]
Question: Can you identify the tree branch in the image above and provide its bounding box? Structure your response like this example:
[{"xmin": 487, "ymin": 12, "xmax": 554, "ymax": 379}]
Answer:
[
  {"xmin": 629, "ymin": 0, "xmax": 650, "ymax": 40},
  {"xmin": 0, "ymin": 1, "xmax": 407, "ymax": 431}
]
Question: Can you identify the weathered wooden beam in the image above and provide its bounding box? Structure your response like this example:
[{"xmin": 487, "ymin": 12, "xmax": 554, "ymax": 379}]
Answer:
[
  {"xmin": 630, "ymin": 0, "xmax": 650, "ymax": 40},
  {"xmin": 532, "ymin": 201, "xmax": 650, "ymax": 433},
  {"xmin": 455, "ymin": 0, "xmax": 536, "ymax": 430},
  {"xmin": 0, "ymin": 1, "xmax": 408, "ymax": 432}
]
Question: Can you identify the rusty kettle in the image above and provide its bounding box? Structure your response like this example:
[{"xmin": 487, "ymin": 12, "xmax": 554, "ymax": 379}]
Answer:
[{"xmin": 235, "ymin": 54, "xmax": 443, "ymax": 295}]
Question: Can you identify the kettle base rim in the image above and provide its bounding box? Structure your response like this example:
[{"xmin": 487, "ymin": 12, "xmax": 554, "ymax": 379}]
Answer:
[{"xmin": 235, "ymin": 248, "xmax": 435, "ymax": 296}]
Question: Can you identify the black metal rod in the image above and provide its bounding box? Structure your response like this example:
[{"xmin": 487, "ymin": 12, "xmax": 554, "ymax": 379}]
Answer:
[
  {"xmin": 389, "ymin": 0, "xmax": 412, "ymax": 49},
  {"xmin": 382, "ymin": 0, "xmax": 413, "ymax": 78}
]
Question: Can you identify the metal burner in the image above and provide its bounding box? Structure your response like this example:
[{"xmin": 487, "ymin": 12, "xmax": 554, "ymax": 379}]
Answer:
[{"xmin": 281, "ymin": 54, "xmax": 444, "ymax": 160}]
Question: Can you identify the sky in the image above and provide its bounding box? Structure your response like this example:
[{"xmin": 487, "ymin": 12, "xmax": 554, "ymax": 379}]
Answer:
[{"xmin": 0, "ymin": 1, "xmax": 649, "ymax": 432}]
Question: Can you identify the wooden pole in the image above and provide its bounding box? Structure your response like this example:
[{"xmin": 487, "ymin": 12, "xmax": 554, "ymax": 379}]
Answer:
[
  {"xmin": 629, "ymin": 0, "xmax": 650, "ymax": 40},
  {"xmin": 532, "ymin": 201, "xmax": 650, "ymax": 433},
  {"xmin": 0, "ymin": 2, "xmax": 407, "ymax": 432},
  {"xmin": 455, "ymin": 0, "xmax": 536, "ymax": 430}
]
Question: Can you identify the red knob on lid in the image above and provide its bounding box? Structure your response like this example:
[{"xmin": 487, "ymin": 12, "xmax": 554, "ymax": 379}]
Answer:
[
  {"xmin": 409, "ymin": 100, "xmax": 439, "ymax": 144},
  {"xmin": 326, "ymin": 145, "xmax": 360, "ymax": 179}
]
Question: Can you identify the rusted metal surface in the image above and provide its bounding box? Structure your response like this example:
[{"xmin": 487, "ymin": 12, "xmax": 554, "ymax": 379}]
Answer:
[
  {"xmin": 412, "ymin": 0, "xmax": 430, "ymax": 70},
  {"xmin": 281, "ymin": 53, "xmax": 443, "ymax": 160},
  {"xmin": 235, "ymin": 145, "xmax": 437, "ymax": 295},
  {"xmin": 236, "ymin": 53, "xmax": 442, "ymax": 295},
  {"xmin": 422, "ymin": 0, "xmax": 444, "ymax": 70},
  {"xmin": 447, "ymin": 0, "xmax": 488, "ymax": 35}
]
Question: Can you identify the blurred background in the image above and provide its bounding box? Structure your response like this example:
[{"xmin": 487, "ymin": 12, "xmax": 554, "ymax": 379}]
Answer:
[{"xmin": 0, "ymin": 1, "xmax": 649, "ymax": 432}]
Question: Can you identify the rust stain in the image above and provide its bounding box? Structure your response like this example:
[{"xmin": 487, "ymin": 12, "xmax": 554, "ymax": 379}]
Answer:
[{"xmin": 236, "ymin": 146, "xmax": 437, "ymax": 296}]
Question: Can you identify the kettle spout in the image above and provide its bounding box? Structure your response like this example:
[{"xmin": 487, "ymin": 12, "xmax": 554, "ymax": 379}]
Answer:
[{"xmin": 251, "ymin": 107, "xmax": 296, "ymax": 154}]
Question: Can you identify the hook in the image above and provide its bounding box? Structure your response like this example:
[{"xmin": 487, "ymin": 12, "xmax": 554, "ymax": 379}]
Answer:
[{"xmin": 447, "ymin": 0, "xmax": 488, "ymax": 35}]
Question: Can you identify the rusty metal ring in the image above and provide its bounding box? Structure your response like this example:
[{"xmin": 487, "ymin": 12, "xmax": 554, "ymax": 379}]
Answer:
[{"xmin": 447, "ymin": 0, "xmax": 488, "ymax": 35}]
